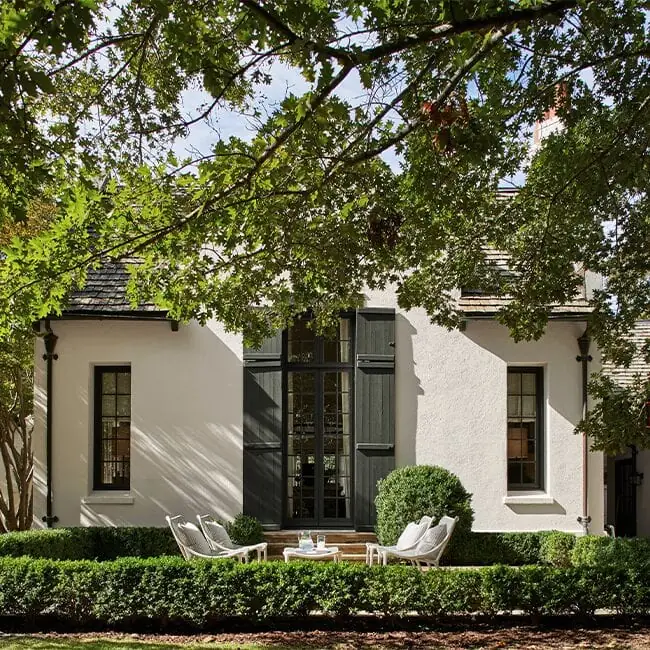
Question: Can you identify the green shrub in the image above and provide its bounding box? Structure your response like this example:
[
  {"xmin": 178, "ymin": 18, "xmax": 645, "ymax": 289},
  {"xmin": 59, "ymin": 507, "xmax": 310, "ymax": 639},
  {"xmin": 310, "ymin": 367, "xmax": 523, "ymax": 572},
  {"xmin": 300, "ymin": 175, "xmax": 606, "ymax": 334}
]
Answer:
[
  {"xmin": 0, "ymin": 527, "xmax": 179, "ymax": 560},
  {"xmin": 375, "ymin": 465, "xmax": 474, "ymax": 548},
  {"xmin": 0, "ymin": 557, "xmax": 648, "ymax": 626},
  {"xmin": 571, "ymin": 535, "xmax": 650, "ymax": 569},
  {"xmin": 540, "ymin": 531, "xmax": 577, "ymax": 568},
  {"xmin": 0, "ymin": 529, "xmax": 95, "ymax": 560},
  {"xmin": 445, "ymin": 531, "xmax": 548, "ymax": 566},
  {"xmin": 225, "ymin": 513, "xmax": 264, "ymax": 545},
  {"xmin": 570, "ymin": 535, "xmax": 612, "ymax": 566}
]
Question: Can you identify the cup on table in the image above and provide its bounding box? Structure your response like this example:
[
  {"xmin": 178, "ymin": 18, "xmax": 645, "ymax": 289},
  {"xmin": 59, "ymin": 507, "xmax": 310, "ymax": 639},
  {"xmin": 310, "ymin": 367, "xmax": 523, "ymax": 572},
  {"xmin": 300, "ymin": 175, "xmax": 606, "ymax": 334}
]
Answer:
[{"xmin": 316, "ymin": 534, "xmax": 326, "ymax": 549}]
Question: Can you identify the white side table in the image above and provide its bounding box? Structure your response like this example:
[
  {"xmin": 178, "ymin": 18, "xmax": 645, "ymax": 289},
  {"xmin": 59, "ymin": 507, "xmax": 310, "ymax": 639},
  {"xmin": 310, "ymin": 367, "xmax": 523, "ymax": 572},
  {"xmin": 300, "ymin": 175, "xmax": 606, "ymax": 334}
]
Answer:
[
  {"xmin": 365, "ymin": 542, "xmax": 384, "ymax": 565},
  {"xmin": 283, "ymin": 546, "xmax": 341, "ymax": 562}
]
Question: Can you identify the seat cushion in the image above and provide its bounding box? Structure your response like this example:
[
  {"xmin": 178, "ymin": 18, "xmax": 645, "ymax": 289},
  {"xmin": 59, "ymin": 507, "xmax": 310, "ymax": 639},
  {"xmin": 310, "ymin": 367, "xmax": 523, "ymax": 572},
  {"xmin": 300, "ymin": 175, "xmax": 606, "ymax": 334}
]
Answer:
[
  {"xmin": 396, "ymin": 520, "xmax": 428, "ymax": 550},
  {"xmin": 416, "ymin": 524, "xmax": 447, "ymax": 553},
  {"xmin": 178, "ymin": 522, "xmax": 211, "ymax": 553},
  {"xmin": 203, "ymin": 519, "xmax": 235, "ymax": 548}
]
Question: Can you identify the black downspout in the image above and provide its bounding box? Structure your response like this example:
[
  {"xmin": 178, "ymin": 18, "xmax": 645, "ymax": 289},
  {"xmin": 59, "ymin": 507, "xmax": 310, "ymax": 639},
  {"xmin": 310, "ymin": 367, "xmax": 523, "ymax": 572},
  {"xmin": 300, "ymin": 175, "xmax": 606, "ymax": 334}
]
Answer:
[
  {"xmin": 42, "ymin": 321, "xmax": 59, "ymax": 528},
  {"xmin": 576, "ymin": 329, "xmax": 592, "ymax": 535}
]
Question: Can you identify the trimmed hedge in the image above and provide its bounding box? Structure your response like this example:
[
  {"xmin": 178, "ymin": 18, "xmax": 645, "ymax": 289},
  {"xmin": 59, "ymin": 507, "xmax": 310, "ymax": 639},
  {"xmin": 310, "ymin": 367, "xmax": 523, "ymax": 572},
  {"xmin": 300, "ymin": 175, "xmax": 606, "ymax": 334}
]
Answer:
[
  {"xmin": 0, "ymin": 527, "xmax": 179, "ymax": 560},
  {"xmin": 443, "ymin": 531, "xmax": 551, "ymax": 566},
  {"xmin": 0, "ymin": 556, "xmax": 649, "ymax": 627},
  {"xmin": 572, "ymin": 535, "xmax": 650, "ymax": 568},
  {"xmin": 0, "ymin": 527, "xmax": 574, "ymax": 566},
  {"xmin": 375, "ymin": 466, "xmax": 474, "ymax": 547}
]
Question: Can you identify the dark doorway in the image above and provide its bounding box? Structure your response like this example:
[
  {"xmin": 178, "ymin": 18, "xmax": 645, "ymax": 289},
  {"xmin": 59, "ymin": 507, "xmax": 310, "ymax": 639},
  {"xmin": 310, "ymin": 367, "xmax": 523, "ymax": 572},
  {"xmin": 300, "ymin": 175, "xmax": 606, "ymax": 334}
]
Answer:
[
  {"xmin": 614, "ymin": 458, "xmax": 637, "ymax": 537},
  {"xmin": 284, "ymin": 318, "xmax": 354, "ymax": 528}
]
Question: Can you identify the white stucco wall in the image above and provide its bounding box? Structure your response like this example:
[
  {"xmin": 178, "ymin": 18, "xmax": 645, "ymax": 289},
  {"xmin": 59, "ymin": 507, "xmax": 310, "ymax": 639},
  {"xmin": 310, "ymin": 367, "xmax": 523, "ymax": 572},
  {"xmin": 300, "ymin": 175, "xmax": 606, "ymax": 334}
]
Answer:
[
  {"xmin": 33, "ymin": 291, "xmax": 603, "ymax": 532},
  {"xmin": 367, "ymin": 288, "xmax": 603, "ymax": 533},
  {"xmin": 33, "ymin": 319, "xmax": 243, "ymax": 528}
]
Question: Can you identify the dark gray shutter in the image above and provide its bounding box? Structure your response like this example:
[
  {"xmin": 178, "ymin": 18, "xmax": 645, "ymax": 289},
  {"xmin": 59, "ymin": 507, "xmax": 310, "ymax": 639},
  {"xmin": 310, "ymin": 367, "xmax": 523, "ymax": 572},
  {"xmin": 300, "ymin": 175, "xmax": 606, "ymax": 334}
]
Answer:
[
  {"xmin": 354, "ymin": 308, "xmax": 395, "ymax": 531},
  {"xmin": 243, "ymin": 332, "xmax": 283, "ymax": 529}
]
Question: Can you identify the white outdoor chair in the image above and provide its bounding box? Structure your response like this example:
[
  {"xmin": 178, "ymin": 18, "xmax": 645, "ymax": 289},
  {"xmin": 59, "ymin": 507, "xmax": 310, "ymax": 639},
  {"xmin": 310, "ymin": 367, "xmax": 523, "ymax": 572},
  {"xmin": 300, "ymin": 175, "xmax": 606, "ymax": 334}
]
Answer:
[
  {"xmin": 366, "ymin": 515, "xmax": 434, "ymax": 565},
  {"xmin": 382, "ymin": 515, "xmax": 459, "ymax": 568},
  {"xmin": 197, "ymin": 514, "xmax": 268, "ymax": 561},
  {"xmin": 166, "ymin": 515, "xmax": 248, "ymax": 562}
]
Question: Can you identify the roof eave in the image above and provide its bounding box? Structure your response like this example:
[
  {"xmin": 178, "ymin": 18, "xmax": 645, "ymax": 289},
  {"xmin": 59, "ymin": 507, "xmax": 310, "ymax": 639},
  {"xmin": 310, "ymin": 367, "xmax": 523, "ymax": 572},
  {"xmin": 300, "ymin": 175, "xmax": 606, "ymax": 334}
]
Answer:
[{"xmin": 52, "ymin": 310, "xmax": 170, "ymax": 321}]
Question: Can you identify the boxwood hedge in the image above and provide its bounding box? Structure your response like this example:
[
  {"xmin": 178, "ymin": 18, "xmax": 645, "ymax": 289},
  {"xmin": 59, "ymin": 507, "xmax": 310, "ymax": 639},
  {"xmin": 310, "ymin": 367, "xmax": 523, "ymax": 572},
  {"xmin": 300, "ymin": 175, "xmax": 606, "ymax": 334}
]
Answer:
[
  {"xmin": 0, "ymin": 527, "xmax": 178, "ymax": 560},
  {"xmin": 0, "ymin": 527, "xmax": 582, "ymax": 566},
  {"xmin": 0, "ymin": 556, "xmax": 647, "ymax": 628}
]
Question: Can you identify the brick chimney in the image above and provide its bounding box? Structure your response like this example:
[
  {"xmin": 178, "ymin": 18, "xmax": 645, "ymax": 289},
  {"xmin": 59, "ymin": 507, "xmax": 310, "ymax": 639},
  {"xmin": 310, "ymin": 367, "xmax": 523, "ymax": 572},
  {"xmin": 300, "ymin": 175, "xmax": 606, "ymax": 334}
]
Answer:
[{"xmin": 531, "ymin": 83, "xmax": 567, "ymax": 151}]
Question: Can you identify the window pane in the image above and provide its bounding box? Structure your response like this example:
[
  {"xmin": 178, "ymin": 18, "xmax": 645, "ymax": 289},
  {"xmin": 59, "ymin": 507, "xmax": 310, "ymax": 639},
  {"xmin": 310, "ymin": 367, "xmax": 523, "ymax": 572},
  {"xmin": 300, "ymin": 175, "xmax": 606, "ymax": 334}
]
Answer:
[
  {"xmin": 522, "ymin": 463, "xmax": 536, "ymax": 485},
  {"xmin": 521, "ymin": 373, "xmax": 537, "ymax": 395},
  {"xmin": 102, "ymin": 373, "xmax": 116, "ymax": 394},
  {"xmin": 508, "ymin": 462, "xmax": 521, "ymax": 485},
  {"xmin": 507, "ymin": 396, "xmax": 521, "ymax": 417},
  {"xmin": 116, "ymin": 396, "xmax": 130, "ymax": 417},
  {"xmin": 288, "ymin": 319, "xmax": 315, "ymax": 363},
  {"xmin": 116, "ymin": 372, "xmax": 131, "ymax": 394},
  {"xmin": 507, "ymin": 426, "xmax": 526, "ymax": 459},
  {"xmin": 339, "ymin": 319, "xmax": 350, "ymax": 363},
  {"xmin": 522, "ymin": 396, "xmax": 536, "ymax": 418},
  {"xmin": 507, "ymin": 373, "xmax": 521, "ymax": 394},
  {"xmin": 323, "ymin": 318, "xmax": 352, "ymax": 363},
  {"xmin": 101, "ymin": 395, "xmax": 116, "ymax": 416}
]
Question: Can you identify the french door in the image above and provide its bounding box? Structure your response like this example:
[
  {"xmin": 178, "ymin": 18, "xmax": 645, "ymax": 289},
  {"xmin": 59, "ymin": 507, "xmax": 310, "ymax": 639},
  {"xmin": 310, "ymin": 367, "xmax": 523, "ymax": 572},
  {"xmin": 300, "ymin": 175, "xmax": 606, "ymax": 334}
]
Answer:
[{"xmin": 285, "ymin": 318, "xmax": 354, "ymax": 527}]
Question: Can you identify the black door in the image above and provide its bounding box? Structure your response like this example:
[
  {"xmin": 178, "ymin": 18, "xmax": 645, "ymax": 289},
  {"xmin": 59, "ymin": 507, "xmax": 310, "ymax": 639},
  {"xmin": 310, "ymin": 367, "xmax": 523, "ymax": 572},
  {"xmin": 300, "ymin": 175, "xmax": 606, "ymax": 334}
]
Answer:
[
  {"xmin": 285, "ymin": 318, "xmax": 353, "ymax": 528},
  {"xmin": 615, "ymin": 458, "xmax": 637, "ymax": 537}
]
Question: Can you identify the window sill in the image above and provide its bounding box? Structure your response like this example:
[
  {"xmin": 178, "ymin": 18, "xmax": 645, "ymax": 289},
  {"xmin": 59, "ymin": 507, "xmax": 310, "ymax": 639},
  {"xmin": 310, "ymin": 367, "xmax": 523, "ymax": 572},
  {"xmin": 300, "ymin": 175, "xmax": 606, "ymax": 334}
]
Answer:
[
  {"xmin": 503, "ymin": 494, "xmax": 555, "ymax": 506},
  {"xmin": 82, "ymin": 493, "xmax": 134, "ymax": 505}
]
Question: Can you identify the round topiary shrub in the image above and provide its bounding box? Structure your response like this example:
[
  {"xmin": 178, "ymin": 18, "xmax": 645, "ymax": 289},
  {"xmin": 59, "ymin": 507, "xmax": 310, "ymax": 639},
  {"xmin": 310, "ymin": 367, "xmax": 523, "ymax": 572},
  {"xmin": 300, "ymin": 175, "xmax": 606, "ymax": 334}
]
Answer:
[
  {"xmin": 225, "ymin": 513, "xmax": 265, "ymax": 545},
  {"xmin": 375, "ymin": 465, "xmax": 474, "ymax": 546}
]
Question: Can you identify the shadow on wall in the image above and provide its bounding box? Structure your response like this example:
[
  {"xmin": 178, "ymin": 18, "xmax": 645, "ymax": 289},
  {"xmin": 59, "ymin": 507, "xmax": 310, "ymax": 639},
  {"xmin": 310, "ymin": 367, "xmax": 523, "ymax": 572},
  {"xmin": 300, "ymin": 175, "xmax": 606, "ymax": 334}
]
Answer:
[
  {"xmin": 396, "ymin": 314, "xmax": 422, "ymax": 466},
  {"xmin": 82, "ymin": 321, "xmax": 244, "ymax": 527},
  {"xmin": 462, "ymin": 320, "xmax": 585, "ymax": 429},
  {"xmin": 506, "ymin": 502, "xmax": 567, "ymax": 516}
]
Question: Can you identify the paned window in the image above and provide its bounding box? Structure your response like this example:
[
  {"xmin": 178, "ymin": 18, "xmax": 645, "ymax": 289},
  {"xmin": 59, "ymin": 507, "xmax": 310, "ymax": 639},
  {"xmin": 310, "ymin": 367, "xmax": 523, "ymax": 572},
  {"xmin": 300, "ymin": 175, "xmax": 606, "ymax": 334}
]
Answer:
[
  {"xmin": 94, "ymin": 366, "xmax": 131, "ymax": 490},
  {"xmin": 507, "ymin": 367, "xmax": 543, "ymax": 490},
  {"xmin": 286, "ymin": 317, "xmax": 353, "ymax": 524}
]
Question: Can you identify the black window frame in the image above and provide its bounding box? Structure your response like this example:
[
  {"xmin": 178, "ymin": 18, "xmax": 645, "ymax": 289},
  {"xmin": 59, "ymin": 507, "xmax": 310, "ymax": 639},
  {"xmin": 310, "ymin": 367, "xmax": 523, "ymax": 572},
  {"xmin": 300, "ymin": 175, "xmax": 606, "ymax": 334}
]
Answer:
[
  {"xmin": 93, "ymin": 365, "xmax": 132, "ymax": 491},
  {"xmin": 507, "ymin": 367, "xmax": 544, "ymax": 491},
  {"xmin": 282, "ymin": 314, "xmax": 356, "ymax": 527}
]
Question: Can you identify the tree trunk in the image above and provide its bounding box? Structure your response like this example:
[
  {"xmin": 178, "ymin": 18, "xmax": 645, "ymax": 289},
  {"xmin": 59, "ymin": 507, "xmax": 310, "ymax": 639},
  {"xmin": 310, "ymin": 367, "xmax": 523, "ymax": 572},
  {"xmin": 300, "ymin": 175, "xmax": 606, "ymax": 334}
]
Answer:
[{"xmin": 0, "ymin": 367, "xmax": 33, "ymax": 532}]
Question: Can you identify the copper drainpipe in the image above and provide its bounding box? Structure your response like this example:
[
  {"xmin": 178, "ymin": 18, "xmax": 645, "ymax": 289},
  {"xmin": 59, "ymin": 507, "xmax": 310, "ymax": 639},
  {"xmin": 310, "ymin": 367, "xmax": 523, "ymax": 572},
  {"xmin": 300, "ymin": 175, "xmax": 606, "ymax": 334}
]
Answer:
[{"xmin": 577, "ymin": 330, "xmax": 592, "ymax": 535}]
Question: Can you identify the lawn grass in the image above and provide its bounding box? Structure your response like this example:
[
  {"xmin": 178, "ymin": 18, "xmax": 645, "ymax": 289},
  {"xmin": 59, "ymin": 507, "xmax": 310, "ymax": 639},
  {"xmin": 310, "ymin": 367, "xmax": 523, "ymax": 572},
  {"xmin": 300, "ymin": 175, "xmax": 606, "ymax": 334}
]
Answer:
[{"xmin": 0, "ymin": 639, "xmax": 277, "ymax": 650}]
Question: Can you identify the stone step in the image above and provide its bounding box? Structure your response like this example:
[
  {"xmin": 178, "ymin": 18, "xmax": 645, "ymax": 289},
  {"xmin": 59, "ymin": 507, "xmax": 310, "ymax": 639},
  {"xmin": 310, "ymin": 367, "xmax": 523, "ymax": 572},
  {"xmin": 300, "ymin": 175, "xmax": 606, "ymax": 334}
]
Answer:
[
  {"xmin": 264, "ymin": 530, "xmax": 377, "ymax": 563},
  {"xmin": 264, "ymin": 530, "xmax": 377, "ymax": 545},
  {"xmin": 267, "ymin": 552, "xmax": 368, "ymax": 563},
  {"xmin": 266, "ymin": 541, "xmax": 370, "ymax": 557}
]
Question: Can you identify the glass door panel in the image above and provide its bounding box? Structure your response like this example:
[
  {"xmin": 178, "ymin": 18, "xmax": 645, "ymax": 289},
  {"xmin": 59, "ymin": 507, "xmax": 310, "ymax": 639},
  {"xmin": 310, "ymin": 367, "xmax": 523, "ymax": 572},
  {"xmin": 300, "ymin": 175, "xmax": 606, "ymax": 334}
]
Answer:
[
  {"xmin": 287, "ymin": 372, "xmax": 316, "ymax": 521},
  {"xmin": 286, "ymin": 369, "xmax": 353, "ymax": 526},
  {"xmin": 322, "ymin": 371, "xmax": 351, "ymax": 521}
]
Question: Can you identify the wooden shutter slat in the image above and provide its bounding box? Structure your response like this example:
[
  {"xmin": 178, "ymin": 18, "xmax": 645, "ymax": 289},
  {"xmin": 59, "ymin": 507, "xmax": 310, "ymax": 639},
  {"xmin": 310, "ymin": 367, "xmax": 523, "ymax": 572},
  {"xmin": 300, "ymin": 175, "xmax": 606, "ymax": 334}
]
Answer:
[
  {"xmin": 354, "ymin": 308, "xmax": 396, "ymax": 531},
  {"xmin": 243, "ymin": 331, "xmax": 283, "ymax": 529}
]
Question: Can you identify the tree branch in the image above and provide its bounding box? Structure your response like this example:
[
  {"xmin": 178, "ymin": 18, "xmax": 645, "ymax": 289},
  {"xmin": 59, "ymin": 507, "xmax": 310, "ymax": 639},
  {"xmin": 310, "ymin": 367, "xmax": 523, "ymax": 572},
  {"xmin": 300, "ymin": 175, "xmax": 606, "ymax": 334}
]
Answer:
[
  {"xmin": 358, "ymin": 1, "xmax": 576, "ymax": 62},
  {"xmin": 344, "ymin": 24, "xmax": 513, "ymax": 166}
]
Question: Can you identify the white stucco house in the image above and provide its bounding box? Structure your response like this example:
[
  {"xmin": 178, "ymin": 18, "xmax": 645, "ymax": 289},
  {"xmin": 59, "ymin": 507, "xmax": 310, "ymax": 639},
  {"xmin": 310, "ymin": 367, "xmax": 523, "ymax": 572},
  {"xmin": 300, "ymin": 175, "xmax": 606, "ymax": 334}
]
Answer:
[{"xmin": 31, "ymin": 255, "xmax": 608, "ymax": 535}]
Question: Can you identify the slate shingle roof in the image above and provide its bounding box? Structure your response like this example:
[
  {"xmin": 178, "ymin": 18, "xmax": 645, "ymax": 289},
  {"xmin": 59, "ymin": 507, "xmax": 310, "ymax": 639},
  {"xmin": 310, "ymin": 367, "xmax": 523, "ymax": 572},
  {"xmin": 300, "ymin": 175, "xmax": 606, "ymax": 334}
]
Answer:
[
  {"xmin": 604, "ymin": 321, "xmax": 650, "ymax": 388},
  {"xmin": 63, "ymin": 258, "xmax": 166, "ymax": 317},
  {"xmin": 457, "ymin": 249, "xmax": 593, "ymax": 318}
]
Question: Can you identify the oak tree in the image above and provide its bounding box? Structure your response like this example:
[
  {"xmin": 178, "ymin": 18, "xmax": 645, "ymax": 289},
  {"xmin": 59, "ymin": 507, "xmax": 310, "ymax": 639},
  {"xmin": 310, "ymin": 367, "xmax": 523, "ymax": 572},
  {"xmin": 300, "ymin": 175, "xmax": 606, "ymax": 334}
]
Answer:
[{"xmin": 0, "ymin": 0, "xmax": 648, "ymax": 454}]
